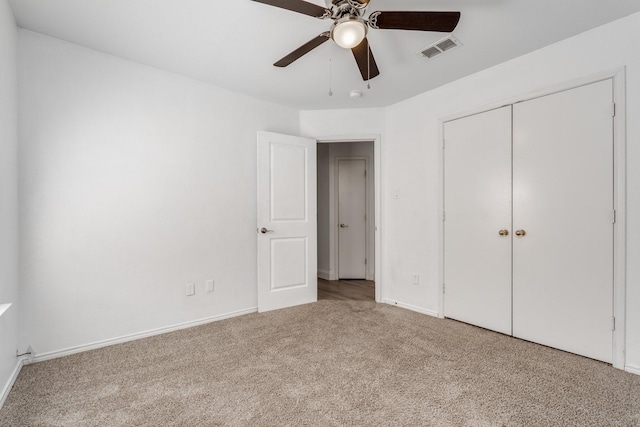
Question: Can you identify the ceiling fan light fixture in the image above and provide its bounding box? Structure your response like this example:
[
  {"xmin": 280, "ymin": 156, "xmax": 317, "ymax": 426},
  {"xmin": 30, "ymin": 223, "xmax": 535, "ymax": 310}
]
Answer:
[{"xmin": 331, "ymin": 17, "xmax": 367, "ymax": 49}]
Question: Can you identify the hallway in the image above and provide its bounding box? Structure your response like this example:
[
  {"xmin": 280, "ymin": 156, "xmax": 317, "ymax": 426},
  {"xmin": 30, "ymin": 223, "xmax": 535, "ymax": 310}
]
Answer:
[{"xmin": 317, "ymin": 278, "xmax": 375, "ymax": 301}]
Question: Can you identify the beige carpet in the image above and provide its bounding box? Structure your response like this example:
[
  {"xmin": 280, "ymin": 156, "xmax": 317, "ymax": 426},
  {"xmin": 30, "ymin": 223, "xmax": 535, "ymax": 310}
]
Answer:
[{"xmin": 1, "ymin": 300, "xmax": 639, "ymax": 426}]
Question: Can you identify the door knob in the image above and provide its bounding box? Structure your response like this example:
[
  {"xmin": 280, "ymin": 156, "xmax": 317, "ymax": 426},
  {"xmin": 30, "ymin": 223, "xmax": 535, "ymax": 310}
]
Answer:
[
  {"xmin": 498, "ymin": 229, "xmax": 509, "ymax": 236},
  {"xmin": 515, "ymin": 229, "xmax": 526, "ymax": 237},
  {"xmin": 260, "ymin": 227, "xmax": 274, "ymax": 234},
  {"xmin": 340, "ymin": 224, "xmax": 349, "ymax": 228}
]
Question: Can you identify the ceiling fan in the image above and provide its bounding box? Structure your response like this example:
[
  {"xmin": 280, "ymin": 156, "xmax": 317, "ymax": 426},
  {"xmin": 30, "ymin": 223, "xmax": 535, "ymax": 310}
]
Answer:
[{"xmin": 251, "ymin": 0, "xmax": 461, "ymax": 81}]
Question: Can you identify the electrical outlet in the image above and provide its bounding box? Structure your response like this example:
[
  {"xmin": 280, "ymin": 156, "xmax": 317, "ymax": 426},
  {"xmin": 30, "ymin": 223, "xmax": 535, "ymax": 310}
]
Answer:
[
  {"xmin": 206, "ymin": 279, "xmax": 215, "ymax": 293},
  {"xmin": 412, "ymin": 274, "xmax": 420, "ymax": 285},
  {"xmin": 17, "ymin": 345, "xmax": 35, "ymax": 363},
  {"xmin": 186, "ymin": 283, "xmax": 195, "ymax": 296}
]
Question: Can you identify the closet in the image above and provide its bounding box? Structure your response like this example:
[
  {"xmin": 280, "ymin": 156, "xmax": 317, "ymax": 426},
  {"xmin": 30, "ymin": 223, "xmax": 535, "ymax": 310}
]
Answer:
[{"xmin": 443, "ymin": 79, "xmax": 614, "ymax": 363}]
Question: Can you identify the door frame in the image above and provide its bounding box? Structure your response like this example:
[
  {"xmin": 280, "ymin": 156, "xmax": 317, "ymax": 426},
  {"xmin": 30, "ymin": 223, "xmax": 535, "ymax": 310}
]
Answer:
[
  {"xmin": 317, "ymin": 135, "xmax": 382, "ymax": 303},
  {"xmin": 335, "ymin": 156, "xmax": 373, "ymax": 281},
  {"xmin": 438, "ymin": 68, "xmax": 627, "ymax": 370}
]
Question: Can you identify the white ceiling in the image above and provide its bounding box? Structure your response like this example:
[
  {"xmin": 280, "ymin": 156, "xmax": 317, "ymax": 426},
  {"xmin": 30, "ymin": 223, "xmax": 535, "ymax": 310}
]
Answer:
[{"xmin": 9, "ymin": 0, "xmax": 640, "ymax": 109}]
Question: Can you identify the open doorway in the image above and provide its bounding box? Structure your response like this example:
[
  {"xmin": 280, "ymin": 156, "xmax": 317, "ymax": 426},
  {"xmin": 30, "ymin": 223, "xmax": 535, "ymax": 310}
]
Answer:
[{"xmin": 317, "ymin": 141, "xmax": 375, "ymax": 301}]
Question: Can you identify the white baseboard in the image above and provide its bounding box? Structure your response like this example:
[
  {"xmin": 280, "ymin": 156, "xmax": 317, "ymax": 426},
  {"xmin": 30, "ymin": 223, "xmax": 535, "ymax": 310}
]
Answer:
[
  {"xmin": 32, "ymin": 307, "xmax": 257, "ymax": 364},
  {"xmin": 626, "ymin": 364, "xmax": 640, "ymax": 376},
  {"xmin": 318, "ymin": 269, "xmax": 331, "ymax": 281},
  {"xmin": 0, "ymin": 358, "xmax": 25, "ymax": 410},
  {"xmin": 383, "ymin": 299, "xmax": 439, "ymax": 318}
]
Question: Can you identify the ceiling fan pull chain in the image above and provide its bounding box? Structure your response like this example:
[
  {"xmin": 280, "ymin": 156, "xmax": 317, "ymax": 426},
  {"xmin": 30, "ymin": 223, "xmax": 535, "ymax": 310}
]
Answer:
[
  {"xmin": 367, "ymin": 42, "xmax": 371, "ymax": 90},
  {"xmin": 329, "ymin": 57, "xmax": 333, "ymax": 96}
]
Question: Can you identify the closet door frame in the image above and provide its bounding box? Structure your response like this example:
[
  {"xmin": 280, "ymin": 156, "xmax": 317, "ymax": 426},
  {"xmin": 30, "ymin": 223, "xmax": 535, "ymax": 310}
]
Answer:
[{"xmin": 438, "ymin": 68, "xmax": 627, "ymax": 371}]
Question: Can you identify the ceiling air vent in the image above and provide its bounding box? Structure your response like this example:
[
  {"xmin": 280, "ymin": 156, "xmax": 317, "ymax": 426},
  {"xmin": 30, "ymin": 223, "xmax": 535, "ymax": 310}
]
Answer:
[{"xmin": 418, "ymin": 35, "xmax": 461, "ymax": 60}]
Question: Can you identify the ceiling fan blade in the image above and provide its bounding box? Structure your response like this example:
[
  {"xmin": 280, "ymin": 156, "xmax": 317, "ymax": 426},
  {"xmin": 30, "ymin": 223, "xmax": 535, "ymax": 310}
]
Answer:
[
  {"xmin": 369, "ymin": 11, "xmax": 461, "ymax": 32},
  {"xmin": 351, "ymin": 38, "xmax": 380, "ymax": 81},
  {"xmin": 251, "ymin": 0, "xmax": 330, "ymax": 18},
  {"xmin": 274, "ymin": 32, "xmax": 330, "ymax": 67}
]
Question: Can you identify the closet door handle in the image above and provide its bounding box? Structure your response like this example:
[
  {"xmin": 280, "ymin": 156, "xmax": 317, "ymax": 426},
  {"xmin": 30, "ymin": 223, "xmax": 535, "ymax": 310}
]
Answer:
[
  {"xmin": 515, "ymin": 229, "xmax": 526, "ymax": 237},
  {"xmin": 498, "ymin": 229, "xmax": 509, "ymax": 236}
]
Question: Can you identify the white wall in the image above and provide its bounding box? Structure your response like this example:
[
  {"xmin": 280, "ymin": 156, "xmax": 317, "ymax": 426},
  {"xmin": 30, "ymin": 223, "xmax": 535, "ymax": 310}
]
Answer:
[
  {"xmin": 300, "ymin": 108, "xmax": 385, "ymax": 140},
  {"xmin": 302, "ymin": 12, "xmax": 640, "ymax": 372},
  {"xmin": 383, "ymin": 12, "xmax": 640, "ymax": 371},
  {"xmin": 18, "ymin": 30, "xmax": 300, "ymax": 357},
  {"xmin": 0, "ymin": 0, "xmax": 19, "ymax": 405}
]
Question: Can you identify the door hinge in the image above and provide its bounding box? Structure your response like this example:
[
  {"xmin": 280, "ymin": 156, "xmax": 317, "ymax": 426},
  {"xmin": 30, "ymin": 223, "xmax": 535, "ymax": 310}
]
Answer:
[
  {"xmin": 611, "ymin": 103, "xmax": 616, "ymax": 117},
  {"xmin": 364, "ymin": 169, "xmax": 367, "ymax": 177},
  {"xmin": 365, "ymin": 258, "xmax": 367, "ymax": 265},
  {"xmin": 611, "ymin": 210, "xmax": 617, "ymax": 224},
  {"xmin": 612, "ymin": 316, "xmax": 616, "ymax": 331},
  {"xmin": 442, "ymin": 283, "xmax": 445, "ymax": 294}
]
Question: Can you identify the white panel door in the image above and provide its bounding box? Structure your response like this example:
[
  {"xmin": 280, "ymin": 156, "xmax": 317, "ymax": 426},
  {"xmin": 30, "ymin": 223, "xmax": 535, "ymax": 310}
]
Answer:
[
  {"xmin": 443, "ymin": 106, "xmax": 513, "ymax": 335},
  {"xmin": 338, "ymin": 159, "xmax": 367, "ymax": 279},
  {"xmin": 512, "ymin": 80, "xmax": 614, "ymax": 362},
  {"xmin": 257, "ymin": 131, "xmax": 317, "ymax": 312}
]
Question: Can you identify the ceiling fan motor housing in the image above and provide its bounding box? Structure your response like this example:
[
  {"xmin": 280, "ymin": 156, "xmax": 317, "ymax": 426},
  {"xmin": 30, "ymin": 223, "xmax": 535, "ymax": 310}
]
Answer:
[
  {"xmin": 326, "ymin": 0, "xmax": 366, "ymax": 19},
  {"xmin": 346, "ymin": 0, "xmax": 369, "ymax": 10},
  {"xmin": 326, "ymin": 0, "xmax": 367, "ymax": 8}
]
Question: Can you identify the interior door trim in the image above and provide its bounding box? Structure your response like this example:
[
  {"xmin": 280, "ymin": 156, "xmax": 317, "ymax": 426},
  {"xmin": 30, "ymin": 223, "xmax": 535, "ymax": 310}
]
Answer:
[
  {"xmin": 438, "ymin": 68, "xmax": 627, "ymax": 371},
  {"xmin": 317, "ymin": 135, "xmax": 382, "ymax": 303}
]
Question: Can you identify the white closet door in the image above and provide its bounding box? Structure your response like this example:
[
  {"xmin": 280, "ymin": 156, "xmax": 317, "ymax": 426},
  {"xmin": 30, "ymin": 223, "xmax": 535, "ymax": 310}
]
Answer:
[
  {"xmin": 444, "ymin": 106, "xmax": 513, "ymax": 335},
  {"xmin": 512, "ymin": 80, "xmax": 614, "ymax": 363}
]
